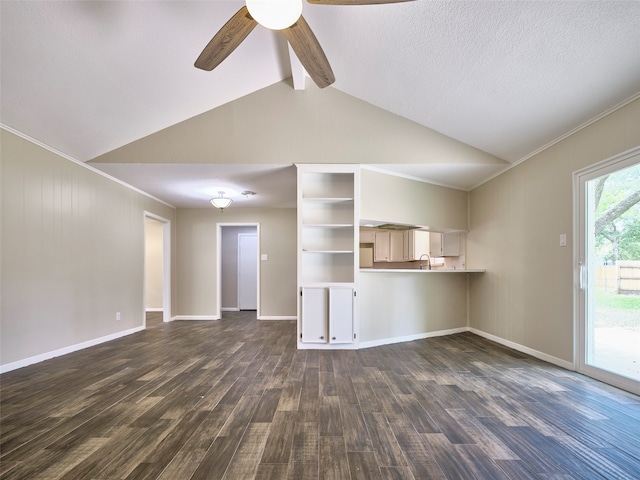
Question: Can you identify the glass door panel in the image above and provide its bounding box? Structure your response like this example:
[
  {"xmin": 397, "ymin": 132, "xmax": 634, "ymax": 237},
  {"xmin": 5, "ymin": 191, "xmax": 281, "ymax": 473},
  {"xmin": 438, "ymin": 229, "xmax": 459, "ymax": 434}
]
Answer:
[{"xmin": 576, "ymin": 149, "xmax": 640, "ymax": 395}]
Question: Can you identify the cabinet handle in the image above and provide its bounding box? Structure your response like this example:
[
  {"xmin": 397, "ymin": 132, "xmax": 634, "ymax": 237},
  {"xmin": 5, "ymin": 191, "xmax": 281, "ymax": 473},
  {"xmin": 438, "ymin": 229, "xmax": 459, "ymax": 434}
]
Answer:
[
  {"xmin": 320, "ymin": 336, "xmax": 324, "ymax": 340},
  {"xmin": 332, "ymin": 336, "xmax": 336, "ymax": 340}
]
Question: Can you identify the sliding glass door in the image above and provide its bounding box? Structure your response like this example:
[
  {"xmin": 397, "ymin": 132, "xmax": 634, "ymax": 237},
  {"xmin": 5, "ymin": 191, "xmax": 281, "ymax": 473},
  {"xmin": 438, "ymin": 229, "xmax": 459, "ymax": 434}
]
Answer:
[{"xmin": 575, "ymin": 147, "xmax": 640, "ymax": 395}]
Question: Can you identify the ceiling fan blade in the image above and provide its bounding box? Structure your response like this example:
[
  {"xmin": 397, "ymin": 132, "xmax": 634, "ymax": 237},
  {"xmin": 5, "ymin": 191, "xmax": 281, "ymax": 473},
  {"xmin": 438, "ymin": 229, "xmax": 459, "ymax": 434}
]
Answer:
[
  {"xmin": 307, "ymin": 0, "xmax": 414, "ymax": 4},
  {"xmin": 283, "ymin": 16, "xmax": 335, "ymax": 89},
  {"xmin": 195, "ymin": 6, "xmax": 258, "ymax": 71}
]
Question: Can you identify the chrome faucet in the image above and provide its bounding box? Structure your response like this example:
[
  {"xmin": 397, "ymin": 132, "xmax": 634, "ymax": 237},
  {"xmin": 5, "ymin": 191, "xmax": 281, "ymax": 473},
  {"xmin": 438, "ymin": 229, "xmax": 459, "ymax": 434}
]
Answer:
[{"xmin": 419, "ymin": 254, "xmax": 431, "ymax": 270}]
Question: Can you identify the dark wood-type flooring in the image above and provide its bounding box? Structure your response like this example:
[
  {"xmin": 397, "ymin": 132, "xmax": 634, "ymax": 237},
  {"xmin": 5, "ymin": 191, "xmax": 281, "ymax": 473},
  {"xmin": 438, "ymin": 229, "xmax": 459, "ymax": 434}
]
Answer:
[{"xmin": 1, "ymin": 311, "xmax": 640, "ymax": 479}]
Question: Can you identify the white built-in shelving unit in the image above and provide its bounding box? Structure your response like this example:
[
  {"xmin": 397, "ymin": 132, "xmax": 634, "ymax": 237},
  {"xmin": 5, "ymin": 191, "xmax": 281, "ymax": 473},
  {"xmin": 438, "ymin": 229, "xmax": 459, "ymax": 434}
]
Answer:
[{"xmin": 297, "ymin": 165, "xmax": 359, "ymax": 348}]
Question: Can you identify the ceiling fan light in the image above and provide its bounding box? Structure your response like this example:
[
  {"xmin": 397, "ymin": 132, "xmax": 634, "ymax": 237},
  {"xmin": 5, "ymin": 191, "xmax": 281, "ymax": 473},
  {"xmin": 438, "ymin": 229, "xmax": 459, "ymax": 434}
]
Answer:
[
  {"xmin": 210, "ymin": 192, "xmax": 233, "ymax": 211},
  {"xmin": 246, "ymin": 0, "xmax": 303, "ymax": 30}
]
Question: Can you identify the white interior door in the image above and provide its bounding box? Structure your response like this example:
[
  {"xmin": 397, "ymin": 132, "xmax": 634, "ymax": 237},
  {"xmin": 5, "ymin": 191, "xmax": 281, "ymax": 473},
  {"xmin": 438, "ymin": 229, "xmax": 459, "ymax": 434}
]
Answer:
[
  {"xmin": 575, "ymin": 147, "xmax": 640, "ymax": 395},
  {"xmin": 238, "ymin": 233, "xmax": 258, "ymax": 310}
]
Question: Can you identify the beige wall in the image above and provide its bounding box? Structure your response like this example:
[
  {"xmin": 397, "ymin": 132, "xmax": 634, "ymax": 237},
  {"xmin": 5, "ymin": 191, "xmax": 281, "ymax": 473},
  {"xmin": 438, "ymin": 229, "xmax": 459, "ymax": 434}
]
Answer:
[
  {"xmin": 468, "ymin": 99, "xmax": 640, "ymax": 363},
  {"xmin": 1, "ymin": 129, "xmax": 176, "ymax": 368},
  {"xmin": 176, "ymin": 207, "xmax": 296, "ymax": 318},
  {"xmin": 360, "ymin": 272, "xmax": 468, "ymax": 344},
  {"xmin": 361, "ymin": 168, "xmax": 469, "ymax": 231},
  {"xmin": 145, "ymin": 217, "xmax": 164, "ymax": 309},
  {"xmin": 92, "ymin": 81, "xmax": 504, "ymax": 169}
]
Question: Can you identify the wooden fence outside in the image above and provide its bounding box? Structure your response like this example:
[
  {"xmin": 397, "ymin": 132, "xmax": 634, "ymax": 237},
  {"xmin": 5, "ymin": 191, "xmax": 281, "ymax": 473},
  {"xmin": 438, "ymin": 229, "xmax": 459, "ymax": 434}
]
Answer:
[{"xmin": 595, "ymin": 261, "xmax": 640, "ymax": 294}]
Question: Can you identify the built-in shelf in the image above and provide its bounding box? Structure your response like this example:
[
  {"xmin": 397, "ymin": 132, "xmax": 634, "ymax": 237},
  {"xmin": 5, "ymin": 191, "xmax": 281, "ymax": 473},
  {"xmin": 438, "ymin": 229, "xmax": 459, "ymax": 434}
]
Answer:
[{"xmin": 297, "ymin": 165, "xmax": 360, "ymax": 349}]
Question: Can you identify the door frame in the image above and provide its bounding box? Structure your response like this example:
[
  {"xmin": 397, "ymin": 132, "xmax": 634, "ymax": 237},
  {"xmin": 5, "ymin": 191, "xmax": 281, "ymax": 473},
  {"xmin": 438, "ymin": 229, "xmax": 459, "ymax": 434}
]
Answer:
[
  {"xmin": 217, "ymin": 223, "xmax": 260, "ymax": 319},
  {"xmin": 573, "ymin": 145, "xmax": 640, "ymax": 395},
  {"xmin": 143, "ymin": 212, "xmax": 172, "ymax": 325}
]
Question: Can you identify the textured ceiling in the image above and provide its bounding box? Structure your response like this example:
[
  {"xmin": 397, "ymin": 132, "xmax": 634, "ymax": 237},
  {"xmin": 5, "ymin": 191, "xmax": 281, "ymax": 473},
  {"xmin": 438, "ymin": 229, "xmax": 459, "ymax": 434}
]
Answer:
[{"xmin": 1, "ymin": 1, "xmax": 639, "ymax": 207}]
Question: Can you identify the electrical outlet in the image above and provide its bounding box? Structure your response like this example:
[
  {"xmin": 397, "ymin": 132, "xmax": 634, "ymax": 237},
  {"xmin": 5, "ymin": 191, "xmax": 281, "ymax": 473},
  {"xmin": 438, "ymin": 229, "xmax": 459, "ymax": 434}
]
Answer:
[{"xmin": 116, "ymin": 312, "xmax": 121, "ymax": 321}]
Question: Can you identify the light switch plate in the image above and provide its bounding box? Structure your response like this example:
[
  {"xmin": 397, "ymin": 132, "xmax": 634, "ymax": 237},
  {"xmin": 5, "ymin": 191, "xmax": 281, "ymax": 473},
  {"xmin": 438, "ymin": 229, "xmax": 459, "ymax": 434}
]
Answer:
[
  {"xmin": 559, "ymin": 234, "xmax": 567, "ymax": 247},
  {"xmin": 261, "ymin": 254, "xmax": 268, "ymax": 261}
]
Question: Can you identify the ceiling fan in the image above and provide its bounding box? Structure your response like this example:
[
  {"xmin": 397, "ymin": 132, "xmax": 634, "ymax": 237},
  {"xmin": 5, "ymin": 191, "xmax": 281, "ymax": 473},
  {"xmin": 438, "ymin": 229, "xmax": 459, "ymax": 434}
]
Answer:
[{"xmin": 195, "ymin": 0, "xmax": 414, "ymax": 89}]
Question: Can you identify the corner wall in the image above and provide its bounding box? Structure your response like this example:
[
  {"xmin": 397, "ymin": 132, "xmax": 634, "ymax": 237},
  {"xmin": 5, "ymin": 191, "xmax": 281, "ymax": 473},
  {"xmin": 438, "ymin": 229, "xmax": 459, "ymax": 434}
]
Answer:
[
  {"xmin": 1, "ymin": 129, "xmax": 176, "ymax": 370},
  {"xmin": 467, "ymin": 98, "xmax": 640, "ymax": 364}
]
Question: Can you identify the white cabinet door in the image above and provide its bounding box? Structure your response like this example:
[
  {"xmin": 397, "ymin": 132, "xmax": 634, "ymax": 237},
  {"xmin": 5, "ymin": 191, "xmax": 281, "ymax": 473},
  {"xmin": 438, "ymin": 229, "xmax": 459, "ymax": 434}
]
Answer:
[
  {"xmin": 301, "ymin": 287, "xmax": 327, "ymax": 343},
  {"xmin": 408, "ymin": 230, "xmax": 430, "ymax": 260},
  {"xmin": 429, "ymin": 232, "xmax": 443, "ymax": 257},
  {"xmin": 374, "ymin": 231, "xmax": 390, "ymax": 262},
  {"xmin": 329, "ymin": 287, "xmax": 354, "ymax": 344},
  {"xmin": 442, "ymin": 233, "xmax": 460, "ymax": 256},
  {"xmin": 389, "ymin": 231, "xmax": 405, "ymax": 262},
  {"xmin": 359, "ymin": 230, "xmax": 375, "ymax": 243}
]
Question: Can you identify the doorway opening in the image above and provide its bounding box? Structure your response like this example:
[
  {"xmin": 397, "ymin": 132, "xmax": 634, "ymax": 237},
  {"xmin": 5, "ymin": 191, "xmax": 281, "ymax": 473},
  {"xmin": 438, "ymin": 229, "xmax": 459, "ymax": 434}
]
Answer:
[
  {"xmin": 574, "ymin": 147, "xmax": 640, "ymax": 395},
  {"xmin": 144, "ymin": 212, "xmax": 171, "ymax": 325},
  {"xmin": 218, "ymin": 224, "xmax": 260, "ymax": 319}
]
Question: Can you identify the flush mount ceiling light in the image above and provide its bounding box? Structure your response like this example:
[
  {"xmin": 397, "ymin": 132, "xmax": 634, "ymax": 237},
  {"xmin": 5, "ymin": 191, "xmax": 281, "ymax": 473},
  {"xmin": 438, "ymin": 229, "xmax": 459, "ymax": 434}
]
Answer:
[
  {"xmin": 194, "ymin": 0, "xmax": 414, "ymax": 89},
  {"xmin": 210, "ymin": 191, "xmax": 233, "ymax": 211}
]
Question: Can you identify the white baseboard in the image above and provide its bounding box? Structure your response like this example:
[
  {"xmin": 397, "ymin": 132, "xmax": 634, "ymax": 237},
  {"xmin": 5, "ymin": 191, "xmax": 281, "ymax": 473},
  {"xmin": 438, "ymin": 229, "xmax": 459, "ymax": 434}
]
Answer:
[
  {"xmin": 258, "ymin": 315, "xmax": 297, "ymax": 321},
  {"xmin": 0, "ymin": 326, "xmax": 145, "ymax": 374},
  {"xmin": 171, "ymin": 315, "xmax": 220, "ymax": 321},
  {"xmin": 145, "ymin": 308, "xmax": 164, "ymax": 312},
  {"xmin": 221, "ymin": 307, "xmax": 239, "ymax": 312},
  {"xmin": 468, "ymin": 328, "xmax": 574, "ymax": 370},
  {"xmin": 359, "ymin": 327, "xmax": 468, "ymax": 349}
]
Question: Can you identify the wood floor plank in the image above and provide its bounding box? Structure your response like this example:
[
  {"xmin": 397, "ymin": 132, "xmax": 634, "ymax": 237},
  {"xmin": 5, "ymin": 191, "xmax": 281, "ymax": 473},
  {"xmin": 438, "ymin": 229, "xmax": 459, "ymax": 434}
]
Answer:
[
  {"xmin": 422, "ymin": 433, "xmax": 483, "ymax": 479},
  {"xmin": 252, "ymin": 388, "xmax": 283, "ymax": 423},
  {"xmin": 348, "ymin": 451, "xmax": 383, "ymax": 480},
  {"xmin": 277, "ymin": 381, "xmax": 302, "ymax": 412},
  {"xmin": 222, "ymin": 422, "xmax": 271, "ymax": 480},
  {"xmin": 340, "ymin": 401, "xmax": 374, "ymax": 453},
  {"xmin": 286, "ymin": 460, "xmax": 319, "ymax": 480},
  {"xmin": 189, "ymin": 435, "xmax": 240, "ymax": 480},
  {"xmin": 319, "ymin": 396, "xmax": 342, "ymax": 437},
  {"xmin": 255, "ymin": 463, "xmax": 289, "ymax": 480},
  {"xmin": 260, "ymin": 411, "xmax": 297, "ymax": 464},
  {"xmin": 291, "ymin": 421, "xmax": 319, "ymax": 464},
  {"xmin": 391, "ymin": 425, "xmax": 446, "ymax": 480},
  {"xmin": 1, "ymin": 311, "xmax": 639, "ymax": 480},
  {"xmin": 319, "ymin": 436, "xmax": 350, "ymax": 480},
  {"xmin": 362, "ymin": 411, "xmax": 407, "ymax": 467}
]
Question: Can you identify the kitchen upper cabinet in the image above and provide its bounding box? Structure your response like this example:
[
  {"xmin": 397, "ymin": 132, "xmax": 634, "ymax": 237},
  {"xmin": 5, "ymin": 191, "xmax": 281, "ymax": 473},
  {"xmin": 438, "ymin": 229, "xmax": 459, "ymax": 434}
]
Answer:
[
  {"xmin": 429, "ymin": 233, "xmax": 443, "ymax": 257},
  {"xmin": 360, "ymin": 230, "xmax": 375, "ymax": 243},
  {"xmin": 374, "ymin": 231, "xmax": 390, "ymax": 262},
  {"xmin": 442, "ymin": 232, "xmax": 461, "ymax": 256},
  {"xmin": 408, "ymin": 230, "xmax": 429, "ymax": 260},
  {"xmin": 389, "ymin": 231, "xmax": 407, "ymax": 262},
  {"xmin": 375, "ymin": 230, "xmax": 437, "ymax": 262},
  {"xmin": 429, "ymin": 232, "xmax": 461, "ymax": 257}
]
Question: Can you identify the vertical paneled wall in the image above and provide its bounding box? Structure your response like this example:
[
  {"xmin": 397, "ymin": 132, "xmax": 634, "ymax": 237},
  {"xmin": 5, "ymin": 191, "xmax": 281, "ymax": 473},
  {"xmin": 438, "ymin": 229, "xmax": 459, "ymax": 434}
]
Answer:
[
  {"xmin": 468, "ymin": 98, "xmax": 640, "ymax": 363},
  {"xmin": 1, "ymin": 129, "xmax": 175, "ymax": 368}
]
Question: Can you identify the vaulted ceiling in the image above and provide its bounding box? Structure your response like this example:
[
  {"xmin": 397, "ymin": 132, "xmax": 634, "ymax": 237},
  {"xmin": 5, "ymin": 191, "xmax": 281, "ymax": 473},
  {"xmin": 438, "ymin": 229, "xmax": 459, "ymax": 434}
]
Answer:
[{"xmin": 2, "ymin": 1, "xmax": 639, "ymax": 208}]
